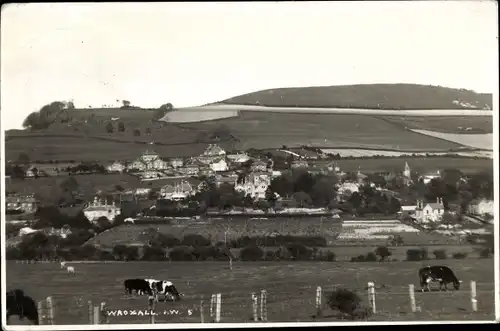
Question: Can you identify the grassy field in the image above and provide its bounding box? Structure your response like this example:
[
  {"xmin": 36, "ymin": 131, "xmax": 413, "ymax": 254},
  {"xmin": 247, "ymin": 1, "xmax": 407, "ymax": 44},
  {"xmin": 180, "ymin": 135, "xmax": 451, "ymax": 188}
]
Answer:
[
  {"xmin": 410, "ymin": 130, "xmax": 493, "ymax": 150},
  {"xmin": 6, "ymin": 259, "xmax": 495, "ymax": 324},
  {"xmin": 321, "ymin": 149, "xmax": 493, "ymax": 159},
  {"xmin": 324, "ymin": 157, "xmax": 493, "ymax": 174},
  {"xmin": 181, "ymin": 111, "xmax": 465, "ymax": 151},
  {"xmin": 216, "ymin": 84, "xmax": 493, "ymax": 110},
  {"xmin": 378, "ymin": 115, "xmax": 493, "ymax": 134}
]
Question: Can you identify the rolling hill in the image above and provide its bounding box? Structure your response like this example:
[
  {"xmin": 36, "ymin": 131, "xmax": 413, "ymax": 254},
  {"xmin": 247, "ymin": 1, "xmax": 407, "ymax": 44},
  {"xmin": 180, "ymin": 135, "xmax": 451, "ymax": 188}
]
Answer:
[
  {"xmin": 214, "ymin": 84, "xmax": 493, "ymax": 110},
  {"xmin": 4, "ymin": 84, "xmax": 494, "ymax": 162}
]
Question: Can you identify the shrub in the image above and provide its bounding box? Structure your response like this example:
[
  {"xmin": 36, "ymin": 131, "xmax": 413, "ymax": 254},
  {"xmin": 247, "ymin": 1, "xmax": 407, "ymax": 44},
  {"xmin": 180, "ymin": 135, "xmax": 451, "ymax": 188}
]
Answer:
[
  {"xmin": 433, "ymin": 249, "xmax": 447, "ymax": 260},
  {"xmin": 141, "ymin": 246, "xmax": 167, "ymax": 261},
  {"xmin": 169, "ymin": 246, "xmax": 195, "ymax": 261},
  {"xmin": 479, "ymin": 248, "xmax": 492, "ymax": 258},
  {"xmin": 406, "ymin": 248, "xmax": 428, "ymax": 261},
  {"xmin": 374, "ymin": 246, "xmax": 391, "ymax": 261},
  {"xmin": 264, "ymin": 250, "xmax": 278, "ymax": 261},
  {"xmin": 240, "ymin": 246, "xmax": 264, "ymax": 261},
  {"xmin": 181, "ymin": 234, "xmax": 211, "ymax": 247},
  {"xmin": 350, "ymin": 255, "xmax": 366, "ymax": 262},
  {"xmin": 452, "ymin": 252, "xmax": 468, "ymax": 259},
  {"xmin": 327, "ymin": 288, "xmax": 368, "ymax": 320},
  {"xmin": 364, "ymin": 252, "xmax": 377, "ymax": 262},
  {"xmin": 286, "ymin": 243, "xmax": 313, "ymax": 261},
  {"xmin": 326, "ymin": 251, "xmax": 336, "ymax": 262},
  {"xmin": 192, "ymin": 246, "xmax": 218, "ymax": 261}
]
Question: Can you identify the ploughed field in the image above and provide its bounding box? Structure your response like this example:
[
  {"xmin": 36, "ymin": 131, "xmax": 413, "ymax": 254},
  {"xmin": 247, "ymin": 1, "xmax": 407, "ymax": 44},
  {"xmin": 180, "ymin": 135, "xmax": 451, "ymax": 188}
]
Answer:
[{"xmin": 6, "ymin": 260, "xmax": 495, "ymax": 324}]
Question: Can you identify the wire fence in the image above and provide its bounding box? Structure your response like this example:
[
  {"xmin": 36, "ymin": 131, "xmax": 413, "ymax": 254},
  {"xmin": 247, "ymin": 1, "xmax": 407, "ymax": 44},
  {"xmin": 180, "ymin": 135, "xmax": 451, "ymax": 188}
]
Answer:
[{"xmin": 30, "ymin": 280, "xmax": 495, "ymax": 325}]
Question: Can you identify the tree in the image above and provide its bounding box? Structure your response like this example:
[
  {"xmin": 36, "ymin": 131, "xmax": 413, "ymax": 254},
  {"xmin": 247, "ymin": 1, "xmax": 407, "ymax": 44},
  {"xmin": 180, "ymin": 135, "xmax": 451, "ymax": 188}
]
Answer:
[
  {"xmin": 160, "ymin": 103, "xmax": 174, "ymax": 110},
  {"xmin": 16, "ymin": 153, "xmax": 30, "ymax": 164},
  {"xmin": 122, "ymin": 100, "xmax": 131, "ymax": 108},
  {"xmin": 311, "ymin": 177, "xmax": 337, "ymax": 207},
  {"xmin": 374, "ymin": 246, "xmax": 392, "ymax": 261},
  {"xmin": 106, "ymin": 122, "xmax": 114, "ymax": 133},
  {"xmin": 118, "ymin": 122, "xmax": 125, "ymax": 132},
  {"xmin": 293, "ymin": 191, "xmax": 312, "ymax": 208},
  {"xmin": 265, "ymin": 188, "xmax": 278, "ymax": 207}
]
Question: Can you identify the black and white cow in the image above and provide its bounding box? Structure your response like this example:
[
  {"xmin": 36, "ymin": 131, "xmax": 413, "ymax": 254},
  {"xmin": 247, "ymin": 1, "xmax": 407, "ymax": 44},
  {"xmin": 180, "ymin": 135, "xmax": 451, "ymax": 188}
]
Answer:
[
  {"xmin": 418, "ymin": 265, "xmax": 462, "ymax": 292},
  {"xmin": 6, "ymin": 289, "xmax": 39, "ymax": 325},
  {"xmin": 158, "ymin": 280, "xmax": 182, "ymax": 301},
  {"xmin": 124, "ymin": 278, "xmax": 155, "ymax": 296}
]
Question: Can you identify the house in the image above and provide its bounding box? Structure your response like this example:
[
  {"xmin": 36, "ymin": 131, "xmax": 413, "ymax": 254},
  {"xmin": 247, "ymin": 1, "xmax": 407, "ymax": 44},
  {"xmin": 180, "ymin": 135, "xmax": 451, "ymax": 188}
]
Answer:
[
  {"xmin": 414, "ymin": 198, "xmax": 445, "ymax": 223},
  {"xmin": 356, "ymin": 169, "xmax": 367, "ymax": 184},
  {"xmin": 160, "ymin": 181, "xmax": 195, "ymax": 200},
  {"xmin": 135, "ymin": 188, "xmax": 152, "ymax": 196},
  {"xmin": 337, "ymin": 182, "xmax": 359, "ymax": 196},
  {"xmin": 83, "ymin": 197, "xmax": 121, "ymax": 223},
  {"xmin": 468, "ymin": 199, "xmax": 494, "ymax": 216},
  {"xmin": 399, "ymin": 205, "xmax": 417, "ymax": 216},
  {"xmin": 210, "ymin": 158, "xmax": 229, "ymax": 172},
  {"xmin": 25, "ymin": 166, "xmax": 38, "ymax": 178},
  {"xmin": 291, "ymin": 160, "xmax": 309, "ymax": 169},
  {"xmin": 227, "ymin": 153, "xmax": 251, "ymax": 164},
  {"xmin": 140, "ymin": 170, "xmax": 165, "ymax": 180},
  {"xmin": 107, "ymin": 161, "xmax": 126, "ymax": 173},
  {"xmin": 127, "ymin": 150, "xmax": 168, "ymax": 171},
  {"xmin": 271, "ymin": 170, "xmax": 282, "ymax": 178},
  {"xmin": 326, "ymin": 162, "xmax": 341, "ymax": 173},
  {"xmin": 178, "ymin": 164, "xmax": 200, "ymax": 176},
  {"xmin": 203, "ymin": 144, "xmax": 226, "ymax": 156},
  {"xmin": 170, "ymin": 158, "xmax": 184, "ymax": 168},
  {"xmin": 5, "ymin": 194, "xmax": 38, "ymax": 214},
  {"xmin": 214, "ymin": 174, "xmax": 239, "ymax": 187},
  {"xmin": 251, "ymin": 160, "xmax": 268, "ymax": 172},
  {"xmin": 235, "ymin": 172, "xmax": 271, "ymax": 200},
  {"xmin": 420, "ymin": 170, "xmax": 441, "ymax": 185}
]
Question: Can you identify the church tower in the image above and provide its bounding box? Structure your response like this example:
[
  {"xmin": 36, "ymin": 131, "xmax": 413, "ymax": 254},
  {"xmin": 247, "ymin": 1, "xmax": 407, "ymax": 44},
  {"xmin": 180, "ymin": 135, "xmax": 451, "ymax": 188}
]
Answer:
[{"xmin": 403, "ymin": 162, "xmax": 411, "ymax": 178}]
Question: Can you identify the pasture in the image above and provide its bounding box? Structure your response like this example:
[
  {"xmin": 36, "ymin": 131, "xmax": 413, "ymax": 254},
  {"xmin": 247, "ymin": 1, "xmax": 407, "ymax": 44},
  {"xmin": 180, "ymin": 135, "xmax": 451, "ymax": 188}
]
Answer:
[
  {"xmin": 181, "ymin": 111, "xmax": 465, "ymax": 151},
  {"xmin": 162, "ymin": 109, "xmax": 240, "ymax": 123},
  {"xmin": 6, "ymin": 259, "xmax": 495, "ymax": 324},
  {"xmin": 411, "ymin": 130, "xmax": 494, "ymax": 151},
  {"xmin": 321, "ymin": 149, "xmax": 493, "ymax": 159},
  {"xmin": 379, "ymin": 115, "xmax": 493, "ymax": 134}
]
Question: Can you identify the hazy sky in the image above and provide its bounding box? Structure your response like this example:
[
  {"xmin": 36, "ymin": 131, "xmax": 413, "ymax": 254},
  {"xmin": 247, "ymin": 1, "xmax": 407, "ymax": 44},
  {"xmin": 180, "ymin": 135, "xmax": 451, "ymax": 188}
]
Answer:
[{"xmin": 1, "ymin": 1, "xmax": 498, "ymax": 129}]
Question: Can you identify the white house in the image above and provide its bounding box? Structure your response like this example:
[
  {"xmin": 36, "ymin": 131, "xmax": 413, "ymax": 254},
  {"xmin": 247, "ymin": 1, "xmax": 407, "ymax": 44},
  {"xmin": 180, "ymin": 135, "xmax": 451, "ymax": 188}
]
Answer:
[
  {"xmin": 227, "ymin": 153, "xmax": 250, "ymax": 164},
  {"xmin": 6, "ymin": 194, "xmax": 38, "ymax": 214},
  {"xmin": 210, "ymin": 158, "xmax": 229, "ymax": 172},
  {"xmin": 160, "ymin": 181, "xmax": 195, "ymax": 200},
  {"xmin": 127, "ymin": 150, "xmax": 168, "ymax": 171},
  {"xmin": 420, "ymin": 170, "xmax": 441, "ymax": 185},
  {"xmin": 235, "ymin": 172, "xmax": 271, "ymax": 200},
  {"xmin": 337, "ymin": 182, "xmax": 359, "ymax": 195},
  {"xmin": 107, "ymin": 161, "xmax": 126, "ymax": 173},
  {"xmin": 468, "ymin": 199, "xmax": 494, "ymax": 216},
  {"xmin": 83, "ymin": 197, "xmax": 121, "ymax": 223},
  {"xmin": 203, "ymin": 144, "xmax": 226, "ymax": 156},
  {"xmin": 414, "ymin": 198, "xmax": 445, "ymax": 223},
  {"xmin": 170, "ymin": 158, "xmax": 184, "ymax": 168}
]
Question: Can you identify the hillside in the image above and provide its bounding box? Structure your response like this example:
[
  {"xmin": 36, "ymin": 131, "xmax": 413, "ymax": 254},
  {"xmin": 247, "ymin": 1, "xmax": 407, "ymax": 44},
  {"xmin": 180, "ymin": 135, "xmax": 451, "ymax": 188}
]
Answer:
[{"xmin": 215, "ymin": 84, "xmax": 493, "ymax": 110}]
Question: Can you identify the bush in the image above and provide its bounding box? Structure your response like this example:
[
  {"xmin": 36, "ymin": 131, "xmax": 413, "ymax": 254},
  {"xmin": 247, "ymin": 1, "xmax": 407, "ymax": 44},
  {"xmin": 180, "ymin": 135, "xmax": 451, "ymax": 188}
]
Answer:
[
  {"xmin": 374, "ymin": 246, "xmax": 391, "ymax": 261},
  {"xmin": 364, "ymin": 252, "xmax": 377, "ymax": 262},
  {"xmin": 240, "ymin": 246, "xmax": 264, "ymax": 261},
  {"xmin": 327, "ymin": 288, "xmax": 368, "ymax": 320},
  {"xmin": 141, "ymin": 246, "xmax": 167, "ymax": 261},
  {"xmin": 350, "ymin": 255, "xmax": 366, "ymax": 262},
  {"xmin": 169, "ymin": 246, "xmax": 195, "ymax": 261},
  {"xmin": 479, "ymin": 248, "xmax": 492, "ymax": 258},
  {"xmin": 286, "ymin": 243, "xmax": 313, "ymax": 261},
  {"xmin": 433, "ymin": 249, "xmax": 447, "ymax": 260},
  {"xmin": 264, "ymin": 250, "xmax": 278, "ymax": 261},
  {"xmin": 325, "ymin": 251, "xmax": 336, "ymax": 262},
  {"xmin": 452, "ymin": 252, "xmax": 468, "ymax": 259},
  {"xmin": 181, "ymin": 234, "xmax": 211, "ymax": 247},
  {"xmin": 229, "ymin": 235, "xmax": 327, "ymax": 248},
  {"xmin": 406, "ymin": 248, "xmax": 429, "ymax": 261}
]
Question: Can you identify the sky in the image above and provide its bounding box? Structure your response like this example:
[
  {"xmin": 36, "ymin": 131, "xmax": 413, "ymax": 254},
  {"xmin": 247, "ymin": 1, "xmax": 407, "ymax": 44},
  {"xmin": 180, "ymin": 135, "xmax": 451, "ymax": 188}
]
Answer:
[{"xmin": 1, "ymin": 1, "xmax": 498, "ymax": 130}]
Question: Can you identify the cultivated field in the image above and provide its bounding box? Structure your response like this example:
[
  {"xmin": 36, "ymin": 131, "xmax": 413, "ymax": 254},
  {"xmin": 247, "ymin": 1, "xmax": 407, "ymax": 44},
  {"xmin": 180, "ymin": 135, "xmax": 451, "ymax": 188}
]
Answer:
[
  {"xmin": 411, "ymin": 130, "xmax": 494, "ymax": 150},
  {"xmin": 6, "ymin": 259, "xmax": 495, "ymax": 324},
  {"xmin": 378, "ymin": 116, "xmax": 493, "ymax": 134},
  {"xmin": 162, "ymin": 109, "xmax": 239, "ymax": 123},
  {"xmin": 321, "ymin": 149, "xmax": 493, "ymax": 159},
  {"xmin": 181, "ymin": 111, "xmax": 465, "ymax": 151},
  {"xmin": 330, "ymin": 157, "xmax": 493, "ymax": 174}
]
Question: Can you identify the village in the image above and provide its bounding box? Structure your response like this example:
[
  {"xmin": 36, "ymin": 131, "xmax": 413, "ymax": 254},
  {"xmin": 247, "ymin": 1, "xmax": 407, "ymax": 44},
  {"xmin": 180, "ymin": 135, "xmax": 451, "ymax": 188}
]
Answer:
[{"xmin": 4, "ymin": 142, "xmax": 494, "ymax": 249}]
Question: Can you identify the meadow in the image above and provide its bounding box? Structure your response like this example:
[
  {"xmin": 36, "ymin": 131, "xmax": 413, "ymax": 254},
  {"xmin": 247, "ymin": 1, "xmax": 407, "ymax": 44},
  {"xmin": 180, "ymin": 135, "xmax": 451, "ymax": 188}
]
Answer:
[
  {"xmin": 411, "ymin": 129, "xmax": 494, "ymax": 150},
  {"xmin": 378, "ymin": 115, "xmax": 493, "ymax": 134},
  {"xmin": 320, "ymin": 148, "xmax": 493, "ymax": 159},
  {"xmin": 180, "ymin": 111, "xmax": 465, "ymax": 151},
  {"xmin": 163, "ymin": 109, "xmax": 240, "ymax": 123},
  {"xmin": 6, "ymin": 259, "xmax": 495, "ymax": 324}
]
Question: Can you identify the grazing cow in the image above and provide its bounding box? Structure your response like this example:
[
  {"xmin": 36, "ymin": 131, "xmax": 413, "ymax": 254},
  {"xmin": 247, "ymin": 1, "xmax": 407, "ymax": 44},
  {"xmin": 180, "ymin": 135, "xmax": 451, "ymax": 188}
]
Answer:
[
  {"xmin": 124, "ymin": 278, "xmax": 155, "ymax": 296},
  {"xmin": 60, "ymin": 261, "xmax": 66, "ymax": 268},
  {"xmin": 6, "ymin": 289, "xmax": 39, "ymax": 325},
  {"xmin": 66, "ymin": 266, "xmax": 75, "ymax": 274},
  {"xmin": 159, "ymin": 281, "xmax": 182, "ymax": 301},
  {"xmin": 419, "ymin": 265, "xmax": 462, "ymax": 292}
]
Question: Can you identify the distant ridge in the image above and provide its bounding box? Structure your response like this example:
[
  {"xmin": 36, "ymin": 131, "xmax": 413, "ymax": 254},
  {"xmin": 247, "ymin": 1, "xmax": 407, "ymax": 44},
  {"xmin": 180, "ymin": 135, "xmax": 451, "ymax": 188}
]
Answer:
[{"xmin": 211, "ymin": 84, "xmax": 493, "ymax": 110}]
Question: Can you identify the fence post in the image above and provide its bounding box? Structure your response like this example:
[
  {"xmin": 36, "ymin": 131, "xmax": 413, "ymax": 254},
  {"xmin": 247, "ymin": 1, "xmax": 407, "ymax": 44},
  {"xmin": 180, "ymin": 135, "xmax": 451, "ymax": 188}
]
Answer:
[
  {"xmin": 46, "ymin": 297, "xmax": 54, "ymax": 324},
  {"xmin": 37, "ymin": 301, "xmax": 45, "ymax": 325},
  {"xmin": 260, "ymin": 290, "xmax": 268, "ymax": 322},
  {"xmin": 470, "ymin": 280, "xmax": 477, "ymax": 312},
  {"xmin": 100, "ymin": 302, "xmax": 108, "ymax": 324},
  {"xmin": 93, "ymin": 306, "xmax": 100, "ymax": 324},
  {"xmin": 252, "ymin": 292, "xmax": 258, "ymax": 321},
  {"xmin": 88, "ymin": 300, "xmax": 93, "ymax": 324},
  {"xmin": 215, "ymin": 293, "xmax": 221, "ymax": 323},
  {"xmin": 200, "ymin": 300, "xmax": 205, "ymax": 323},
  {"xmin": 210, "ymin": 294, "xmax": 216, "ymax": 322},
  {"xmin": 149, "ymin": 296, "xmax": 156, "ymax": 324},
  {"xmin": 408, "ymin": 284, "xmax": 419, "ymax": 313},
  {"xmin": 315, "ymin": 286, "xmax": 322, "ymax": 317},
  {"xmin": 367, "ymin": 282, "xmax": 376, "ymax": 314}
]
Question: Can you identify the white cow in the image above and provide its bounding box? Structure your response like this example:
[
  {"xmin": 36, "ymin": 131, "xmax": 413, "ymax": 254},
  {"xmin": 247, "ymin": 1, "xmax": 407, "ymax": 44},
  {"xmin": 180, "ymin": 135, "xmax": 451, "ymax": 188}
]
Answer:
[
  {"xmin": 60, "ymin": 261, "xmax": 66, "ymax": 268},
  {"xmin": 66, "ymin": 266, "xmax": 75, "ymax": 274}
]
